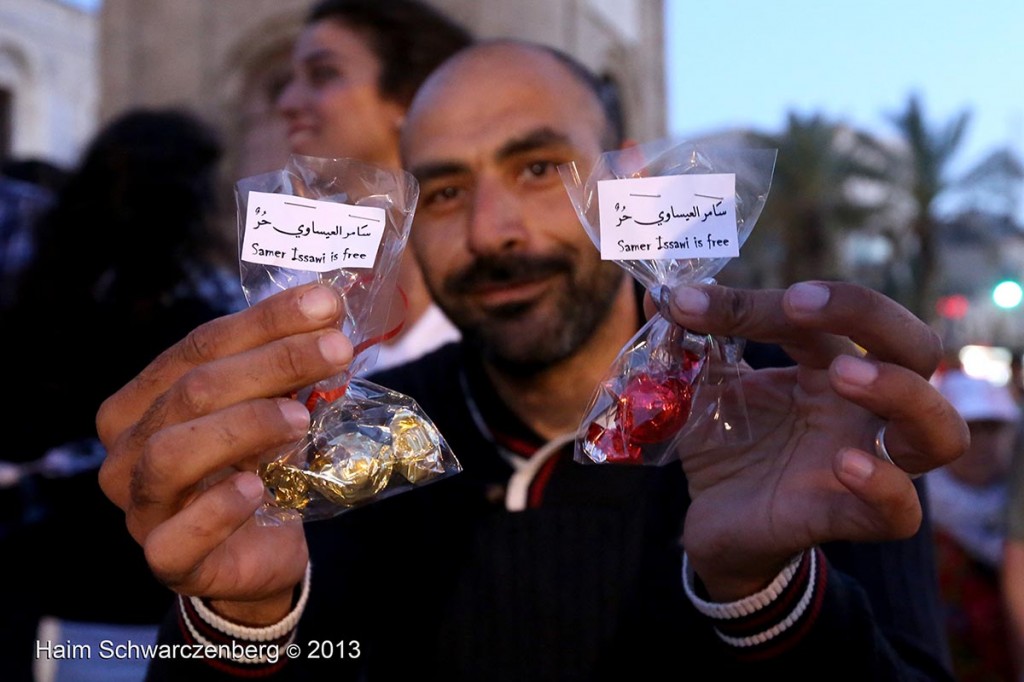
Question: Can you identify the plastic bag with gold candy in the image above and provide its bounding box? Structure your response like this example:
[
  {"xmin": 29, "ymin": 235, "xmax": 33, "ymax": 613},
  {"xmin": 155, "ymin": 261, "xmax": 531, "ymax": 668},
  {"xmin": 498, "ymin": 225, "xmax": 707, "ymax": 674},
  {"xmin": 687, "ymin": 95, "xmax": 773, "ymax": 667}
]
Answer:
[
  {"xmin": 259, "ymin": 378, "xmax": 457, "ymax": 522},
  {"xmin": 234, "ymin": 155, "xmax": 461, "ymax": 523}
]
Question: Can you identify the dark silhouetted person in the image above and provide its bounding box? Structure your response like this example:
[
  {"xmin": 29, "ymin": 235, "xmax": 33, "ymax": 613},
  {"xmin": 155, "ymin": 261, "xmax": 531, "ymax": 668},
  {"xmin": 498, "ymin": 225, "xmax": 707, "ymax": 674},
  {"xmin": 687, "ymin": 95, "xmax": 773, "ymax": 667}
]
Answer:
[{"xmin": 0, "ymin": 109, "xmax": 246, "ymax": 682}]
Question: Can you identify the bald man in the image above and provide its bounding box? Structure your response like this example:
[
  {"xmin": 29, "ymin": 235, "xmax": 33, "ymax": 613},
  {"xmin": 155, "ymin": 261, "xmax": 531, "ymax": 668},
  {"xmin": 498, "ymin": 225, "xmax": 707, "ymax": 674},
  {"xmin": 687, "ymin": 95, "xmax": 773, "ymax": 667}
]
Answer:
[{"xmin": 98, "ymin": 41, "xmax": 965, "ymax": 680}]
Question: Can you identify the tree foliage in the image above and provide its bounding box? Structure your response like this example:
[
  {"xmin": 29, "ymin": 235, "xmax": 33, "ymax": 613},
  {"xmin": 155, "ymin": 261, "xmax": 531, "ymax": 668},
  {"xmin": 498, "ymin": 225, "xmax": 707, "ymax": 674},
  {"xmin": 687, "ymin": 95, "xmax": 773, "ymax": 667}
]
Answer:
[
  {"xmin": 745, "ymin": 113, "xmax": 894, "ymax": 287},
  {"xmin": 886, "ymin": 93, "xmax": 970, "ymax": 319}
]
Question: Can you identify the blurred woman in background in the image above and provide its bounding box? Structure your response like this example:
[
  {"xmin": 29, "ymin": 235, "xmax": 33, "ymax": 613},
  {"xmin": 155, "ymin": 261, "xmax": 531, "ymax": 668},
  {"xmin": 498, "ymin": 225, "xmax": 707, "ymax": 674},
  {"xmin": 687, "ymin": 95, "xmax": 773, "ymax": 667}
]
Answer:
[{"xmin": 275, "ymin": 0, "xmax": 473, "ymax": 370}]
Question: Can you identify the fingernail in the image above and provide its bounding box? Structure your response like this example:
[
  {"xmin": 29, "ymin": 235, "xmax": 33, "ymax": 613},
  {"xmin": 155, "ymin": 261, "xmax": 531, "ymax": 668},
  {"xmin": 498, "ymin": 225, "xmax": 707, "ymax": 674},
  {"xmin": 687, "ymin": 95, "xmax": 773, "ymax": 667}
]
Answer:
[
  {"xmin": 833, "ymin": 355, "xmax": 878, "ymax": 387},
  {"xmin": 673, "ymin": 287, "xmax": 709, "ymax": 315},
  {"xmin": 278, "ymin": 400, "xmax": 309, "ymax": 433},
  {"xmin": 788, "ymin": 283, "xmax": 830, "ymax": 312},
  {"xmin": 655, "ymin": 285, "xmax": 671, "ymax": 313},
  {"xmin": 234, "ymin": 472, "xmax": 265, "ymax": 501},
  {"xmin": 299, "ymin": 286, "xmax": 338, "ymax": 320},
  {"xmin": 318, "ymin": 331, "xmax": 352, "ymax": 365},
  {"xmin": 840, "ymin": 449, "xmax": 876, "ymax": 481}
]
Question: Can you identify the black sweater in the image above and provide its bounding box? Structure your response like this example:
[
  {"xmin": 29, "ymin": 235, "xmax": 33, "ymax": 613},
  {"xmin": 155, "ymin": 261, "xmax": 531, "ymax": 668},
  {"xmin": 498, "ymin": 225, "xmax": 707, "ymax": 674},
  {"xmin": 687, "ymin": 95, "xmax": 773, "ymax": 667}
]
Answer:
[{"xmin": 147, "ymin": 342, "xmax": 954, "ymax": 681}]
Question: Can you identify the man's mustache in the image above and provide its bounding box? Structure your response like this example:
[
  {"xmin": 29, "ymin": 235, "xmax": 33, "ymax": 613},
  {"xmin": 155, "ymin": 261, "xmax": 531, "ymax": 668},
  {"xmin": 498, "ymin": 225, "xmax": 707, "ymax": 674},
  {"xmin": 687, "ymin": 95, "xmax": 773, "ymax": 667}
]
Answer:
[{"xmin": 445, "ymin": 254, "xmax": 572, "ymax": 294}]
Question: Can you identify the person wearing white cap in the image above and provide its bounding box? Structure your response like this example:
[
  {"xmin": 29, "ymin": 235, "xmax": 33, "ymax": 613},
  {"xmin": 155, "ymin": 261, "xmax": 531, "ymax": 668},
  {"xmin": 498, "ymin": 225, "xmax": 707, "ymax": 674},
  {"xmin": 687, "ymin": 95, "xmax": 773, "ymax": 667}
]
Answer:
[{"xmin": 929, "ymin": 368, "xmax": 1021, "ymax": 680}]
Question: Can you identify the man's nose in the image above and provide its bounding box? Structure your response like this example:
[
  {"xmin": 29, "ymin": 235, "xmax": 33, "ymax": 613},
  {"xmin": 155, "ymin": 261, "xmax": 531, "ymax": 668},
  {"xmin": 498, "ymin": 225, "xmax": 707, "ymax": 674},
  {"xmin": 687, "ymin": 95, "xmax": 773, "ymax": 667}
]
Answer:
[{"xmin": 466, "ymin": 176, "xmax": 527, "ymax": 255}]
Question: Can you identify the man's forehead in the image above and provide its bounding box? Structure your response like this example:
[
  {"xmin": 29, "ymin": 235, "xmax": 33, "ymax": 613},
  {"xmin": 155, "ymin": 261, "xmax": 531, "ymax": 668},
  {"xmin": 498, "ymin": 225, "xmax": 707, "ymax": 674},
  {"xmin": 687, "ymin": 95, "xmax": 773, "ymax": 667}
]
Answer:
[
  {"xmin": 418, "ymin": 42, "xmax": 582, "ymax": 103},
  {"xmin": 402, "ymin": 43, "xmax": 602, "ymax": 162}
]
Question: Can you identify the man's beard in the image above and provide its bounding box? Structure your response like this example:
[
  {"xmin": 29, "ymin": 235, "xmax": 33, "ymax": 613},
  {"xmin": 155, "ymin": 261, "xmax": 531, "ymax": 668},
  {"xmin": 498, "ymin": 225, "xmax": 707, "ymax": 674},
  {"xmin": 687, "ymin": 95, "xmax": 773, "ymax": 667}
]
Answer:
[{"xmin": 435, "ymin": 252, "xmax": 625, "ymax": 374}]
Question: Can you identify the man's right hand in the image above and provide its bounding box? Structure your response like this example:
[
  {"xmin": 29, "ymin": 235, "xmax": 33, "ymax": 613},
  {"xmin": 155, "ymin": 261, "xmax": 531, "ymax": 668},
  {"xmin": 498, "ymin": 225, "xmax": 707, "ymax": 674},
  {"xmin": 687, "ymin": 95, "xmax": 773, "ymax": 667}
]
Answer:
[{"xmin": 97, "ymin": 284, "xmax": 353, "ymax": 625}]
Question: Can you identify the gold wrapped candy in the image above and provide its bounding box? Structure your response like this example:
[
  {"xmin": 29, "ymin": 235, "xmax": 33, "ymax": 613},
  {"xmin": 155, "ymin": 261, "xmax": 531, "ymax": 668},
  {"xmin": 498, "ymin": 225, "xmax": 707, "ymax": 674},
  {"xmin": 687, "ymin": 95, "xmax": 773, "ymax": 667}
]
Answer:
[
  {"xmin": 256, "ymin": 378, "xmax": 461, "ymax": 522},
  {"xmin": 261, "ymin": 460, "xmax": 312, "ymax": 511},
  {"xmin": 261, "ymin": 432, "xmax": 394, "ymax": 509},
  {"xmin": 390, "ymin": 409, "xmax": 446, "ymax": 484},
  {"xmin": 306, "ymin": 433, "xmax": 393, "ymax": 505}
]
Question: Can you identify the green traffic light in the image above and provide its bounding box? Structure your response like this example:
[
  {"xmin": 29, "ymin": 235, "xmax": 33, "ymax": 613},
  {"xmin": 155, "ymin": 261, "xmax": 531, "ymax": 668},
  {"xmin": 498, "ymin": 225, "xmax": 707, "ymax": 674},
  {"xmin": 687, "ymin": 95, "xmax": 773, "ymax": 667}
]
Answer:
[{"xmin": 993, "ymin": 280, "xmax": 1024, "ymax": 309}]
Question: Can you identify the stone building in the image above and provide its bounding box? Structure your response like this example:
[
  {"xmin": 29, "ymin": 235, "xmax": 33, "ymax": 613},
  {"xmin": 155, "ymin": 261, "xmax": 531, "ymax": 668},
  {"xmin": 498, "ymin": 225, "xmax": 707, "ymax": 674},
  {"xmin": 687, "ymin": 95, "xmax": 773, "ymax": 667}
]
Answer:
[
  {"xmin": 0, "ymin": 0, "xmax": 98, "ymax": 166},
  {"xmin": 98, "ymin": 0, "xmax": 667, "ymax": 181}
]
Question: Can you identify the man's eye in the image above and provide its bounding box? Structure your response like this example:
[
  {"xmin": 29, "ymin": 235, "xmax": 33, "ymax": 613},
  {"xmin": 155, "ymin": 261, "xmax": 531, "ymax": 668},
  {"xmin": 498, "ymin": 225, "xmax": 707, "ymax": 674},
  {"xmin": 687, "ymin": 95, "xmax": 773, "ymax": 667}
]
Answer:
[
  {"xmin": 523, "ymin": 161, "xmax": 555, "ymax": 179},
  {"xmin": 520, "ymin": 158, "xmax": 561, "ymax": 182},
  {"xmin": 423, "ymin": 185, "xmax": 463, "ymax": 207}
]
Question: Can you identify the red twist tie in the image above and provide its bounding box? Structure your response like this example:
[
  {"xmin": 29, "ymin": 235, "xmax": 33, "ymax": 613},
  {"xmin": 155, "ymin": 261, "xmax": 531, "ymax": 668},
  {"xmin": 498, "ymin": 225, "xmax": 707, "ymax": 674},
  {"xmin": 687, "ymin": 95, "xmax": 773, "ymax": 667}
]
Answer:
[
  {"xmin": 302, "ymin": 287, "xmax": 410, "ymax": 411},
  {"xmin": 305, "ymin": 383, "xmax": 350, "ymax": 412},
  {"xmin": 350, "ymin": 285, "xmax": 408, "ymax": 356}
]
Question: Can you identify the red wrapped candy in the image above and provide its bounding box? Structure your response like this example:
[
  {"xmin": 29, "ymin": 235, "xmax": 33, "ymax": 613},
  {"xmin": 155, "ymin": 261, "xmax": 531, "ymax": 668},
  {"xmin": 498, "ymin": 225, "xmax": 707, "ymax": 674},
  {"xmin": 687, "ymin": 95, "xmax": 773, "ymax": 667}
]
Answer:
[{"xmin": 618, "ymin": 373, "xmax": 694, "ymax": 445}]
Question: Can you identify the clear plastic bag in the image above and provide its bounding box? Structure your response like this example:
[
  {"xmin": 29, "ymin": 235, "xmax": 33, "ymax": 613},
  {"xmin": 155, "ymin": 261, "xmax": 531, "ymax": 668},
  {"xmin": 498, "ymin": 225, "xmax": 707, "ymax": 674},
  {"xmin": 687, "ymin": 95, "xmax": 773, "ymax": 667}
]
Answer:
[
  {"xmin": 560, "ymin": 140, "xmax": 776, "ymax": 465},
  {"xmin": 235, "ymin": 155, "xmax": 461, "ymax": 522}
]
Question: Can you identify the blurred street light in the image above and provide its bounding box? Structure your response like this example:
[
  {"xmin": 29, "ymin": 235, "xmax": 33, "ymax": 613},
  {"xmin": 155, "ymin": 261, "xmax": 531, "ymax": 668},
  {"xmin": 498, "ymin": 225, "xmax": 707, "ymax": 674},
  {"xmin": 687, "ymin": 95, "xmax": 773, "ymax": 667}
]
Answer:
[{"xmin": 993, "ymin": 280, "xmax": 1024, "ymax": 309}]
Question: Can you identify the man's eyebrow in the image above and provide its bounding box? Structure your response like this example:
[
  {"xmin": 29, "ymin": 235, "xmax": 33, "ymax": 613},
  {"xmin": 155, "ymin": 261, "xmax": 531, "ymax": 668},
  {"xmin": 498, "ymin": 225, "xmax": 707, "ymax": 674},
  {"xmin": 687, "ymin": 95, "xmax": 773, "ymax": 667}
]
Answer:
[
  {"xmin": 495, "ymin": 127, "xmax": 574, "ymax": 160},
  {"xmin": 409, "ymin": 161, "xmax": 471, "ymax": 185},
  {"xmin": 408, "ymin": 128, "xmax": 574, "ymax": 184}
]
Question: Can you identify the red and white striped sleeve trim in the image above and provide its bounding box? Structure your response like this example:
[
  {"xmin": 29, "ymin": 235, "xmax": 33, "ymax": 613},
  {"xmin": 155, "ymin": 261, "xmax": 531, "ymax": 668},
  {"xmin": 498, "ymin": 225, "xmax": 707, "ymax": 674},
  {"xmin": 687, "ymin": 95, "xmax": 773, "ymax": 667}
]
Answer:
[
  {"xmin": 683, "ymin": 547, "xmax": 828, "ymax": 659},
  {"xmin": 176, "ymin": 562, "xmax": 311, "ymax": 677}
]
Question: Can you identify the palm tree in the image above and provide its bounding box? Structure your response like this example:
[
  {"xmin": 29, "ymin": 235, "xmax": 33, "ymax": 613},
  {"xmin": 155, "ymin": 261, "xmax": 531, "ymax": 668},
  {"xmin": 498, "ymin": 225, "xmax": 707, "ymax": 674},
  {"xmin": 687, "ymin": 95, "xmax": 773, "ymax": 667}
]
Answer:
[
  {"xmin": 887, "ymin": 93, "xmax": 970, "ymax": 319},
  {"xmin": 746, "ymin": 113, "xmax": 894, "ymax": 287}
]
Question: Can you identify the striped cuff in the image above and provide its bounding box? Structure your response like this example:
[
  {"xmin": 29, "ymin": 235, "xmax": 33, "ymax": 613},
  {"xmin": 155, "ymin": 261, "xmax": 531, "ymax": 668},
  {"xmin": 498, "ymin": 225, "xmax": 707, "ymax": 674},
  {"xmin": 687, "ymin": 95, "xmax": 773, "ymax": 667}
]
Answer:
[
  {"xmin": 177, "ymin": 563, "xmax": 311, "ymax": 676},
  {"xmin": 683, "ymin": 548, "xmax": 828, "ymax": 659}
]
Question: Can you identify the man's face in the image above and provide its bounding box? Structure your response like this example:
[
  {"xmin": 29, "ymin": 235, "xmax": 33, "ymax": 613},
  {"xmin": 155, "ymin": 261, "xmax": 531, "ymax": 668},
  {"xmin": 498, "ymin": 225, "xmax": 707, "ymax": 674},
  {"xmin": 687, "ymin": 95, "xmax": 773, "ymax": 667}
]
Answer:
[{"xmin": 402, "ymin": 46, "xmax": 624, "ymax": 372}]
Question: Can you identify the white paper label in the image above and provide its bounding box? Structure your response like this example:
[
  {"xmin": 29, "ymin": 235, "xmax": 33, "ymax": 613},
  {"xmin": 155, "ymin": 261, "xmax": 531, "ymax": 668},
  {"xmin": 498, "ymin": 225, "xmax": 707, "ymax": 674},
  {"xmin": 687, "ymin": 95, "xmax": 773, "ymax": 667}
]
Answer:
[
  {"xmin": 597, "ymin": 174, "xmax": 738, "ymax": 260},
  {"xmin": 240, "ymin": 191, "xmax": 387, "ymax": 272}
]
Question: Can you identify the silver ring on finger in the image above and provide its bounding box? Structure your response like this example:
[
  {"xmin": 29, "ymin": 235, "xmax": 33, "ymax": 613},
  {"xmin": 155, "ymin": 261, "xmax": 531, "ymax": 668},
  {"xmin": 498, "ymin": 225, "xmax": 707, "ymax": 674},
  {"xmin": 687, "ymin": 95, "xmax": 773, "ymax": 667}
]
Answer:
[{"xmin": 874, "ymin": 424, "xmax": 921, "ymax": 480}]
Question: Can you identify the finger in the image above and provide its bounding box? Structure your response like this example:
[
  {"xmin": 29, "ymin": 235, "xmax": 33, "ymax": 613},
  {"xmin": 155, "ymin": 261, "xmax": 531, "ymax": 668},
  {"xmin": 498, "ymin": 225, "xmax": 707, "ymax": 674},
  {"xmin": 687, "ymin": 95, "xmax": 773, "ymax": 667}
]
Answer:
[
  {"xmin": 147, "ymin": 471, "xmax": 308, "ymax": 603},
  {"xmin": 782, "ymin": 281, "xmax": 942, "ymax": 379},
  {"xmin": 666, "ymin": 283, "xmax": 855, "ymax": 368},
  {"xmin": 104, "ymin": 395, "xmax": 306, "ymax": 515},
  {"xmin": 156, "ymin": 329, "xmax": 350, "ymax": 428},
  {"xmin": 132, "ymin": 398, "xmax": 308, "ymax": 528},
  {"xmin": 100, "ymin": 329, "xmax": 349, "ymax": 508},
  {"xmin": 97, "ymin": 283, "xmax": 341, "ymax": 446},
  {"xmin": 143, "ymin": 471, "xmax": 268, "ymax": 590},
  {"xmin": 829, "ymin": 354, "xmax": 969, "ymax": 475},
  {"xmin": 832, "ymin": 448, "xmax": 922, "ymax": 540}
]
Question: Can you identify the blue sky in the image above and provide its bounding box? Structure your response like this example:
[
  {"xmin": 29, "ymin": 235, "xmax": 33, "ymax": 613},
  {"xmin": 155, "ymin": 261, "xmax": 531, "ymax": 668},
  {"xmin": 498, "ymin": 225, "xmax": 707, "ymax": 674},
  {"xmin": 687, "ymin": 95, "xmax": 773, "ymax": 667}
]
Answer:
[
  {"xmin": 59, "ymin": 0, "xmax": 100, "ymax": 10},
  {"xmin": 665, "ymin": 0, "xmax": 1024, "ymax": 182}
]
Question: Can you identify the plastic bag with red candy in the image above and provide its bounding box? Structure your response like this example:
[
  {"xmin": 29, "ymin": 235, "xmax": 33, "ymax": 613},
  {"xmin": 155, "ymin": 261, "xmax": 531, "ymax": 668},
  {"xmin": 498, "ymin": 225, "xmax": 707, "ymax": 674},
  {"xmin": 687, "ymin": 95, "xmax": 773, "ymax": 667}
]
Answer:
[
  {"xmin": 559, "ymin": 140, "xmax": 776, "ymax": 465},
  {"xmin": 235, "ymin": 154, "xmax": 461, "ymax": 523}
]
